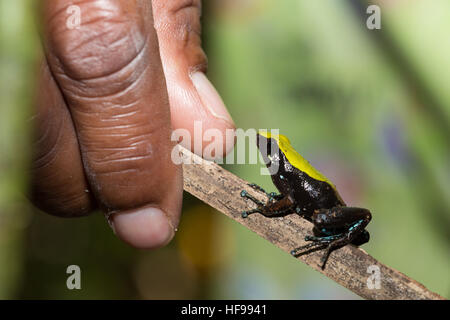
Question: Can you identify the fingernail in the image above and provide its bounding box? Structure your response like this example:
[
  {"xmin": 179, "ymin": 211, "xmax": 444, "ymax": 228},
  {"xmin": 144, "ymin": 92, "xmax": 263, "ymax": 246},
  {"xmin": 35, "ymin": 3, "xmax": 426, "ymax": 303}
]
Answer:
[
  {"xmin": 111, "ymin": 206, "xmax": 175, "ymax": 249},
  {"xmin": 191, "ymin": 72, "xmax": 235, "ymax": 127}
]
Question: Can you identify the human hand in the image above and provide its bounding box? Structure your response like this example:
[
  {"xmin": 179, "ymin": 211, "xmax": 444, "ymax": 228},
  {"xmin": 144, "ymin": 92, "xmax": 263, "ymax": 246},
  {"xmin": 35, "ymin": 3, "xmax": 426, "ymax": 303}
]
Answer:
[{"xmin": 31, "ymin": 0, "xmax": 235, "ymax": 248}]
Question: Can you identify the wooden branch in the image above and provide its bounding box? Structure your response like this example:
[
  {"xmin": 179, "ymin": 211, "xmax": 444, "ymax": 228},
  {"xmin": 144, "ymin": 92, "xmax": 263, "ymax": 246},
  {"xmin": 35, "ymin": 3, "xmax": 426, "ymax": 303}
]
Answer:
[{"xmin": 179, "ymin": 146, "xmax": 445, "ymax": 300}]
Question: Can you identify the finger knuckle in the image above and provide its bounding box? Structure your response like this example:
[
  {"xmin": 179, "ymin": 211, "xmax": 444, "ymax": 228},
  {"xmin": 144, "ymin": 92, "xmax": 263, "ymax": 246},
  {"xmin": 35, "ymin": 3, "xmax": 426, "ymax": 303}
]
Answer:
[
  {"xmin": 45, "ymin": 1, "xmax": 148, "ymax": 80},
  {"xmin": 153, "ymin": 0, "xmax": 207, "ymax": 69}
]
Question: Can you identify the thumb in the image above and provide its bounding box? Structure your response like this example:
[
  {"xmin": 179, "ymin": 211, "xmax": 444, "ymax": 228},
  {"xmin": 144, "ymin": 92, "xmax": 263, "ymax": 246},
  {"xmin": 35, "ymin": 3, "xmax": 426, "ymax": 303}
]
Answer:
[{"xmin": 152, "ymin": 0, "xmax": 236, "ymax": 160}]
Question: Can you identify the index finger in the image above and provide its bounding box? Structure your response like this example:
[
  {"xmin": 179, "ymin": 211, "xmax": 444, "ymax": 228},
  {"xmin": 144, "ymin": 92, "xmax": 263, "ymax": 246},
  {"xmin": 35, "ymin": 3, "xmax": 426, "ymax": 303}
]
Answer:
[{"xmin": 40, "ymin": 0, "xmax": 182, "ymax": 248}]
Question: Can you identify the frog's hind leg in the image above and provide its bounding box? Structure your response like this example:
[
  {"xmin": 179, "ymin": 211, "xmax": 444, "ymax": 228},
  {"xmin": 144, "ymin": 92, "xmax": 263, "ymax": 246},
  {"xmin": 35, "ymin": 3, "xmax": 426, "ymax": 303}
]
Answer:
[
  {"xmin": 290, "ymin": 234, "xmax": 342, "ymax": 258},
  {"xmin": 318, "ymin": 219, "xmax": 369, "ymax": 269},
  {"xmin": 290, "ymin": 241, "xmax": 327, "ymax": 257}
]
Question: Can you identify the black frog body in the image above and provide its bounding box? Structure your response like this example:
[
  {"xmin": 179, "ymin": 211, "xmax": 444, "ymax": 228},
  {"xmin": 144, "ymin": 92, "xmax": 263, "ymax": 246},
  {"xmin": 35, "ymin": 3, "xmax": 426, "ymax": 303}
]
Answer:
[{"xmin": 240, "ymin": 132, "xmax": 372, "ymax": 268}]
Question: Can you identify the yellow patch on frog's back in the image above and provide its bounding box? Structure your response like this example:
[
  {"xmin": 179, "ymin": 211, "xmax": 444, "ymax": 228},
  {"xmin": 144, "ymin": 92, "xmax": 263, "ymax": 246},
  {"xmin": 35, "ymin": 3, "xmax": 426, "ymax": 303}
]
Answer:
[{"xmin": 258, "ymin": 131, "xmax": 336, "ymax": 190}]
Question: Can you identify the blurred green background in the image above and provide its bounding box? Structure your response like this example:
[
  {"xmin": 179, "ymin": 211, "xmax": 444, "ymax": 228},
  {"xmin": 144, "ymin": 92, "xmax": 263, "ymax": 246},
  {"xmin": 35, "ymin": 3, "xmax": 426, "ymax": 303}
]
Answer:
[{"xmin": 0, "ymin": 0, "xmax": 449, "ymax": 299}]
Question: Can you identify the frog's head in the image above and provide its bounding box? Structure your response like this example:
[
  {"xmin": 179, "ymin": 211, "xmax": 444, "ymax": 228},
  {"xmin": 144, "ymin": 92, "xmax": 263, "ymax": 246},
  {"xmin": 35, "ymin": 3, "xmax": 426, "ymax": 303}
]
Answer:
[
  {"xmin": 256, "ymin": 131, "xmax": 292, "ymax": 157},
  {"xmin": 256, "ymin": 131, "xmax": 286, "ymax": 172},
  {"xmin": 257, "ymin": 131, "xmax": 292, "ymax": 148}
]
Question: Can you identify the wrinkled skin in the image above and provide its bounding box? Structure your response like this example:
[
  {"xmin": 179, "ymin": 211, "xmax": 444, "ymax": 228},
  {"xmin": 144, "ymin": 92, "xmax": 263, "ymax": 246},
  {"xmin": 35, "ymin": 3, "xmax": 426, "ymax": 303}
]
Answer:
[{"xmin": 31, "ymin": 0, "xmax": 235, "ymax": 249}]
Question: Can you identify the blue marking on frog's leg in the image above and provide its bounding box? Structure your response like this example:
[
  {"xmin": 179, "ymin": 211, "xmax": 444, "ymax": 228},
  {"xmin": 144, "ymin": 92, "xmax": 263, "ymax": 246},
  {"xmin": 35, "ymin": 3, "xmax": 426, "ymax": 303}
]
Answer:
[
  {"xmin": 305, "ymin": 234, "xmax": 344, "ymax": 242},
  {"xmin": 348, "ymin": 219, "xmax": 364, "ymax": 232},
  {"xmin": 290, "ymin": 232, "xmax": 346, "ymax": 265}
]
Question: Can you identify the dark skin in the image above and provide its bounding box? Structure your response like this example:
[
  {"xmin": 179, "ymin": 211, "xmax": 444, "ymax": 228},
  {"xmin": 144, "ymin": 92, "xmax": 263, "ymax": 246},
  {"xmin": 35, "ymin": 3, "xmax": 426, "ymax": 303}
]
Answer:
[
  {"xmin": 241, "ymin": 133, "xmax": 372, "ymax": 269},
  {"xmin": 32, "ymin": 0, "xmax": 235, "ymax": 249}
]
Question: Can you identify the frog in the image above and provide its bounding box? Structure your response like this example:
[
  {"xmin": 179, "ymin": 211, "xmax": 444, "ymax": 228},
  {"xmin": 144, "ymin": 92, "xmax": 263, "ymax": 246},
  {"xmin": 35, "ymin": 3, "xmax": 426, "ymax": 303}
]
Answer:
[{"xmin": 240, "ymin": 132, "xmax": 372, "ymax": 269}]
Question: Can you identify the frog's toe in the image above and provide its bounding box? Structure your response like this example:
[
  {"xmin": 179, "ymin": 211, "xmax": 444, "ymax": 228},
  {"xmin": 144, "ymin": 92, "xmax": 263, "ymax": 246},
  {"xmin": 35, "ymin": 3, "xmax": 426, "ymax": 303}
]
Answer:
[
  {"xmin": 320, "ymin": 256, "xmax": 328, "ymax": 269},
  {"xmin": 241, "ymin": 211, "xmax": 249, "ymax": 218}
]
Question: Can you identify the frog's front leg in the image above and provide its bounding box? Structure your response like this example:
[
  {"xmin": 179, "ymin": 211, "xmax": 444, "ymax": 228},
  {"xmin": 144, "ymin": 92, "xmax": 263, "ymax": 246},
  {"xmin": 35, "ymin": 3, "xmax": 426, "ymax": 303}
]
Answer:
[
  {"xmin": 247, "ymin": 183, "xmax": 284, "ymax": 202},
  {"xmin": 241, "ymin": 190, "xmax": 294, "ymax": 218}
]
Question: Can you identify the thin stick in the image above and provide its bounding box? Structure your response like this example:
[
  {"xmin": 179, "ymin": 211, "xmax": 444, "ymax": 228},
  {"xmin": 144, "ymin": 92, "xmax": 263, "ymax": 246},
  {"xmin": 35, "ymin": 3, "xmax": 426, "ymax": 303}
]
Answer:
[{"xmin": 179, "ymin": 146, "xmax": 445, "ymax": 300}]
